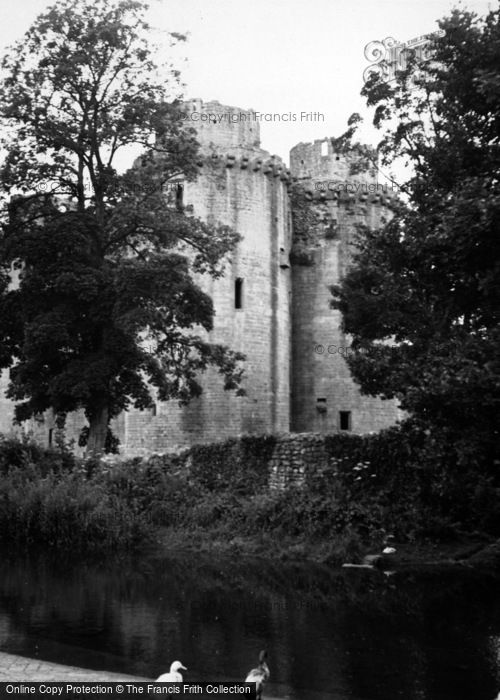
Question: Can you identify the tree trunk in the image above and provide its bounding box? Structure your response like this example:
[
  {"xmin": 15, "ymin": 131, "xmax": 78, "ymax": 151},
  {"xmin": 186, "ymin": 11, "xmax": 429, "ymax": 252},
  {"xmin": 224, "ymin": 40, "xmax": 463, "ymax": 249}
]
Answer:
[{"xmin": 86, "ymin": 404, "xmax": 109, "ymax": 457}]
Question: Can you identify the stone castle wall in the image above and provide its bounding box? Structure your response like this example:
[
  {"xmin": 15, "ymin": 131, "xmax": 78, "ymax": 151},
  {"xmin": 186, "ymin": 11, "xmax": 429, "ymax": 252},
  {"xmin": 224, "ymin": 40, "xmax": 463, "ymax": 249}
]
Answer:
[
  {"xmin": 0, "ymin": 370, "xmax": 13, "ymax": 437},
  {"xmin": 119, "ymin": 101, "xmax": 292, "ymax": 455},
  {"xmin": 122, "ymin": 155, "xmax": 292, "ymax": 455},
  {"xmin": 268, "ymin": 433, "xmax": 328, "ymax": 490},
  {"xmin": 142, "ymin": 432, "xmax": 340, "ymax": 492},
  {"xmin": 290, "ymin": 139, "xmax": 402, "ymax": 434}
]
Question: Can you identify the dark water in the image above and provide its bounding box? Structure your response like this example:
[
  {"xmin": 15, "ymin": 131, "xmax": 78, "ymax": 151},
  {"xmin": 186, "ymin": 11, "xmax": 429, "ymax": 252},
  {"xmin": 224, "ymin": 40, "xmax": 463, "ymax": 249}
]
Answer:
[{"xmin": 1, "ymin": 550, "xmax": 500, "ymax": 700}]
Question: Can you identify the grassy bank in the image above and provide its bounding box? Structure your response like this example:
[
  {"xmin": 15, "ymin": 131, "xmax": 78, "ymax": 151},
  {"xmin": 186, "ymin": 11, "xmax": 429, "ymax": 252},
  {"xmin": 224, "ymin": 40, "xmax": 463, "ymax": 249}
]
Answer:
[{"xmin": 0, "ymin": 427, "xmax": 499, "ymax": 564}]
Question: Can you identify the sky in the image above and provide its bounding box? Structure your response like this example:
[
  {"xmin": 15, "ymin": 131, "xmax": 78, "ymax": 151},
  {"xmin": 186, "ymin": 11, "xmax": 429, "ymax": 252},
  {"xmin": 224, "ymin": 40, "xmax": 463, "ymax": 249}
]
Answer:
[{"xmin": 0, "ymin": 0, "xmax": 495, "ymax": 166}]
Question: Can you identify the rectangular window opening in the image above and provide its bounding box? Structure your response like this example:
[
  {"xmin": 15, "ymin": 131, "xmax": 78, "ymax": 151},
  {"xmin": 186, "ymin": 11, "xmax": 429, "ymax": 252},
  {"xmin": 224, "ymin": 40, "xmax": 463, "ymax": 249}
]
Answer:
[
  {"xmin": 279, "ymin": 247, "xmax": 290, "ymax": 269},
  {"xmin": 316, "ymin": 397, "xmax": 327, "ymax": 413},
  {"xmin": 48, "ymin": 428, "xmax": 53, "ymax": 446},
  {"xmin": 175, "ymin": 183, "xmax": 184, "ymax": 211},
  {"xmin": 339, "ymin": 411, "xmax": 351, "ymax": 431},
  {"xmin": 235, "ymin": 278, "xmax": 243, "ymax": 309}
]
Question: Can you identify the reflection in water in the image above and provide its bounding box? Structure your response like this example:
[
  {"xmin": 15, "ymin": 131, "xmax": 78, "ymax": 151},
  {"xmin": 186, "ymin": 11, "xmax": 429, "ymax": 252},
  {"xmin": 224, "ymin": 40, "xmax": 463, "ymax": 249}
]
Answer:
[{"xmin": 0, "ymin": 550, "xmax": 500, "ymax": 699}]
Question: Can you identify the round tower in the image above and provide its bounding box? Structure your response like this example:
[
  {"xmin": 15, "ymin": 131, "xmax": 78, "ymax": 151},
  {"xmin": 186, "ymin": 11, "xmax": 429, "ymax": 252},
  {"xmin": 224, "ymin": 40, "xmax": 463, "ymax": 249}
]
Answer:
[
  {"xmin": 122, "ymin": 100, "xmax": 292, "ymax": 454},
  {"xmin": 290, "ymin": 139, "xmax": 402, "ymax": 434}
]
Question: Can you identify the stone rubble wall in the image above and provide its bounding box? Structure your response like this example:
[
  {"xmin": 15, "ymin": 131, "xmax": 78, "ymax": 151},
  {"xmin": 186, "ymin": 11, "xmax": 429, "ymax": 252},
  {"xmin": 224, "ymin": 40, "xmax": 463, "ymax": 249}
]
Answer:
[
  {"xmin": 267, "ymin": 433, "xmax": 328, "ymax": 490},
  {"xmin": 146, "ymin": 432, "xmax": 333, "ymax": 491}
]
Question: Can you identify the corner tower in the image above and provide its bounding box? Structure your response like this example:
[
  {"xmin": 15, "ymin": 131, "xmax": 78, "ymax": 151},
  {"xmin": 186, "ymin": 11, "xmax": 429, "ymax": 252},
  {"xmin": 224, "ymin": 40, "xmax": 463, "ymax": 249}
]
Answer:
[
  {"xmin": 289, "ymin": 139, "xmax": 402, "ymax": 434},
  {"xmin": 122, "ymin": 100, "xmax": 292, "ymax": 454}
]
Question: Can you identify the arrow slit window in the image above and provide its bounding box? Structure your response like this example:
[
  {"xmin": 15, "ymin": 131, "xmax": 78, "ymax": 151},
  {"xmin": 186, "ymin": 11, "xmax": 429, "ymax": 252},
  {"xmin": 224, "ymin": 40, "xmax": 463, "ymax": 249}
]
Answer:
[{"xmin": 235, "ymin": 278, "xmax": 243, "ymax": 309}]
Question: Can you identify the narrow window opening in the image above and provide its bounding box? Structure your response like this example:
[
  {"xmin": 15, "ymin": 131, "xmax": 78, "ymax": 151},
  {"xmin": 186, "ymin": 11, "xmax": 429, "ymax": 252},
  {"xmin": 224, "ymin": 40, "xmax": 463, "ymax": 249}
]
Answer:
[
  {"xmin": 48, "ymin": 428, "xmax": 53, "ymax": 446},
  {"xmin": 151, "ymin": 403, "xmax": 157, "ymax": 417},
  {"xmin": 279, "ymin": 247, "xmax": 290, "ymax": 269},
  {"xmin": 316, "ymin": 397, "xmax": 327, "ymax": 413},
  {"xmin": 235, "ymin": 278, "xmax": 243, "ymax": 309},
  {"xmin": 339, "ymin": 411, "xmax": 351, "ymax": 431},
  {"xmin": 175, "ymin": 183, "xmax": 184, "ymax": 211}
]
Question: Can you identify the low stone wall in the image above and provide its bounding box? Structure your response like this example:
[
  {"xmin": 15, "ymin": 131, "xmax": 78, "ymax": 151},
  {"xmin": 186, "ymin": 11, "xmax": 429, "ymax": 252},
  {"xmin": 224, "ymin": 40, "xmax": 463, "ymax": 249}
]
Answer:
[
  {"xmin": 267, "ymin": 433, "xmax": 328, "ymax": 490},
  {"xmin": 145, "ymin": 433, "xmax": 333, "ymax": 492}
]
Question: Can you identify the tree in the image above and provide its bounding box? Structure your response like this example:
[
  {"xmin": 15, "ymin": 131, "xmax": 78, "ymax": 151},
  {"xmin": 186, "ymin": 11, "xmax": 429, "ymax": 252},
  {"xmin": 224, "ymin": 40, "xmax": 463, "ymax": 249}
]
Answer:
[
  {"xmin": 331, "ymin": 7, "xmax": 500, "ymax": 466},
  {"xmin": 0, "ymin": 0, "xmax": 244, "ymax": 455}
]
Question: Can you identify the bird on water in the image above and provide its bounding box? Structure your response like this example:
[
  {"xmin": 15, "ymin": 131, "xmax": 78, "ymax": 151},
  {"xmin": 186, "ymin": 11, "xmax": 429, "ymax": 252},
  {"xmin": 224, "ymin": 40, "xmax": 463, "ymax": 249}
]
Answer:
[
  {"xmin": 156, "ymin": 660, "xmax": 187, "ymax": 682},
  {"xmin": 245, "ymin": 650, "xmax": 270, "ymax": 699}
]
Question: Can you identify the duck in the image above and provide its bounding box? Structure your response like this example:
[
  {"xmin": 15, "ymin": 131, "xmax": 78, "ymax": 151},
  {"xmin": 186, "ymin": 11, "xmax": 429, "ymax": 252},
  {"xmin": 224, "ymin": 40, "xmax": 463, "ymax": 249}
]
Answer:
[
  {"xmin": 156, "ymin": 660, "xmax": 187, "ymax": 682},
  {"xmin": 245, "ymin": 650, "xmax": 270, "ymax": 699}
]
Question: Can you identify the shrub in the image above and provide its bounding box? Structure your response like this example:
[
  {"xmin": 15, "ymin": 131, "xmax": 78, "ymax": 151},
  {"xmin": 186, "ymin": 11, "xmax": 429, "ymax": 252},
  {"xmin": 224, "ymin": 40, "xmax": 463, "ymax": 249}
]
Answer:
[
  {"xmin": 188, "ymin": 435, "xmax": 276, "ymax": 494},
  {"xmin": 0, "ymin": 467, "xmax": 150, "ymax": 551},
  {"xmin": 1, "ymin": 420, "xmax": 497, "ymax": 557},
  {"xmin": 0, "ymin": 434, "xmax": 77, "ymax": 476}
]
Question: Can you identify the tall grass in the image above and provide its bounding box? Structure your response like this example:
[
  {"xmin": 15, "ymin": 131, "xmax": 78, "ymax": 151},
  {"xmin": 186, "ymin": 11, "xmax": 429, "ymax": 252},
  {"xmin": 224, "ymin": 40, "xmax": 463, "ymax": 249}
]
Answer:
[{"xmin": 0, "ymin": 438, "xmax": 151, "ymax": 552}]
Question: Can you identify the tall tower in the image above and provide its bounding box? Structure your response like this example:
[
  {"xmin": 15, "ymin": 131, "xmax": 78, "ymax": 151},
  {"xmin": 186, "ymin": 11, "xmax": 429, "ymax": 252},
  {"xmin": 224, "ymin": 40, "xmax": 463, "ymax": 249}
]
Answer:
[
  {"xmin": 289, "ymin": 139, "xmax": 402, "ymax": 434},
  {"xmin": 122, "ymin": 100, "xmax": 292, "ymax": 454}
]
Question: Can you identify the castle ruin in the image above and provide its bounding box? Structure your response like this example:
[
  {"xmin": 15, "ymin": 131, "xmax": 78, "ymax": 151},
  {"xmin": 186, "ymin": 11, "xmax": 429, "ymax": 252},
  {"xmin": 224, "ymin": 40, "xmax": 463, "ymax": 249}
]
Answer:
[{"xmin": 0, "ymin": 100, "xmax": 402, "ymax": 455}]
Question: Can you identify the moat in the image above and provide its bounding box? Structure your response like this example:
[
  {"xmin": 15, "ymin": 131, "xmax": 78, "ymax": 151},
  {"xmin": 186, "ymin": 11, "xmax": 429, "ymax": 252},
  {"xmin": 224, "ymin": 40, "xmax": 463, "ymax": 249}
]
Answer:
[{"xmin": 1, "ymin": 551, "xmax": 500, "ymax": 700}]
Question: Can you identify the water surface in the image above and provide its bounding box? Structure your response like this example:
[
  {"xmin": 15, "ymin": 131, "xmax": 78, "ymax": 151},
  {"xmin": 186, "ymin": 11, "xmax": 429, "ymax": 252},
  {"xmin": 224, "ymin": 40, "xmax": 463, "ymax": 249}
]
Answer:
[{"xmin": 1, "ymin": 550, "xmax": 500, "ymax": 699}]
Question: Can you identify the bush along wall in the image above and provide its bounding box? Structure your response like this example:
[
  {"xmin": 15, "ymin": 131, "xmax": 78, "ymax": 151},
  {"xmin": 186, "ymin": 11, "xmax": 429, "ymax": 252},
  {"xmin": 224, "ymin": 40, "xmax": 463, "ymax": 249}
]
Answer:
[
  {"xmin": 182, "ymin": 423, "xmax": 500, "ymax": 541},
  {"xmin": 0, "ymin": 422, "xmax": 499, "ymax": 555},
  {"xmin": 131, "ymin": 423, "xmax": 500, "ymax": 542},
  {"xmin": 186, "ymin": 435, "xmax": 277, "ymax": 494}
]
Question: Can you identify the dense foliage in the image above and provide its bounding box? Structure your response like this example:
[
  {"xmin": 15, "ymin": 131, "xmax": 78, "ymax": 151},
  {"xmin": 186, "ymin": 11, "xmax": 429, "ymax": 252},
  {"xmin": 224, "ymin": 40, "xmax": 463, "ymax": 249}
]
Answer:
[
  {"xmin": 330, "ymin": 8, "xmax": 500, "ymax": 468},
  {"xmin": 1, "ymin": 430, "xmax": 499, "ymax": 556},
  {"xmin": 0, "ymin": 0, "xmax": 244, "ymax": 454}
]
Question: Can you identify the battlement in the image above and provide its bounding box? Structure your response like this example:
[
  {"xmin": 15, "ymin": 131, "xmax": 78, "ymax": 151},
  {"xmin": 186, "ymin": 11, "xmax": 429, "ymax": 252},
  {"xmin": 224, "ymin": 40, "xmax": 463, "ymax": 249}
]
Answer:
[
  {"xmin": 290, "ymin": 139, "xmax": 378, "ymax": 184},
  {"xmin": 296, "ymin": 182, "xmax": 400, "ymax": 209},
  {"xmin": 183, "ymin": 104, "xmax": 389, "ymax": 198},
  {"xmin": 196, "ymin": 150, "xmax": 292, "ymax": 182},
  {"xmin": 183, "ymin": 99, "xmax": 261, "ymax": 152}
]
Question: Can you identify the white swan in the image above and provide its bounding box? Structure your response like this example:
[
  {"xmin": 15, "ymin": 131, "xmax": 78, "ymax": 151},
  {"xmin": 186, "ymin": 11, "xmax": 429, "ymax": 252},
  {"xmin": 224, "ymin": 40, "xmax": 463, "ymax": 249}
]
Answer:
[
  {"xmin": 156, "ymin": 660, "xmax": 187, "ymax": 682},
  {"xmin": 245, "ymin": 650, "xmax": 269, "ymax": 699}
]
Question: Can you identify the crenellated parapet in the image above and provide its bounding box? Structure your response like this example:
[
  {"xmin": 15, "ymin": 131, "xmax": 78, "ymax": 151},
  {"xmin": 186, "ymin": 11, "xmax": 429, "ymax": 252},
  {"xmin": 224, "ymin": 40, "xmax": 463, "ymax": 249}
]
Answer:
[
  {"xmin": 183, "ymin": 98, "xmax": 261, "ymax": 151},
  {"xmin": 195, "ymin": 151, "xmax": 292, "ymax": 183},
  {"xmin": 292, "ymin": 183, "xmax": 400, "ymax": 209}
]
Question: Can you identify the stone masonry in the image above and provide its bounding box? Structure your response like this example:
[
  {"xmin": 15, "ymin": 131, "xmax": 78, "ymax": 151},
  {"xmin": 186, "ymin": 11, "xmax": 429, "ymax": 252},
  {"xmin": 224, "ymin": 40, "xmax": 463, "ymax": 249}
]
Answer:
[
  {"xmin": 290, "ymin": 139, "xmax": 403, "ymax": 433},
  {"xmin": 0, "ymin": 100, "xmax": 402, "ymax": 455},
  {"xmin": 268, "ymin": 433, "xmax": 329, "ymax": 490}
]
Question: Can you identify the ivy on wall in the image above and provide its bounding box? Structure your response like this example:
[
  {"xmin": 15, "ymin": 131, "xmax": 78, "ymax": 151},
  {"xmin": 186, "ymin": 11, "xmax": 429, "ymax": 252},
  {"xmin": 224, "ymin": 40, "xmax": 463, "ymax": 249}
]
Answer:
[{"xmin": 289, "ymin": 186, "xmax": 320, "ymax": 266}]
